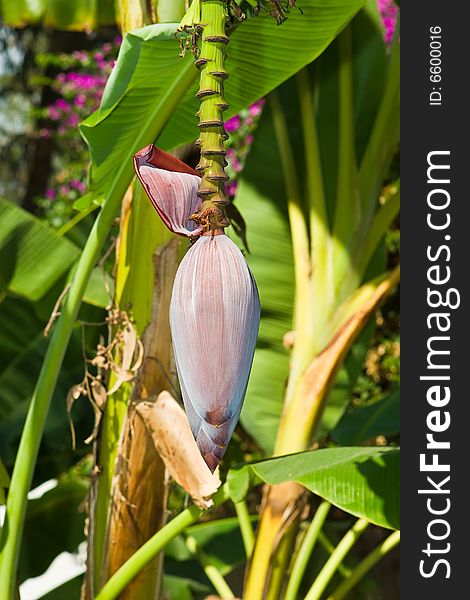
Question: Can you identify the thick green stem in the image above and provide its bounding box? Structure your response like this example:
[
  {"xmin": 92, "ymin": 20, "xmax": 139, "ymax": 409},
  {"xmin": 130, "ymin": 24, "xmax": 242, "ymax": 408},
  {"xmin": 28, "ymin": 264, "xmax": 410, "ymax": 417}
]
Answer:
[
  {"xmin": 94, "ymin": 485, "xmax": 231, "ymax": 600},
  {"xmin": 269, "ymin": 92, "xmax": 312, "ymax": 412},
  {"xmin": 296, "ymin": 69, "xmax": 328, "ymax": 265},
  {"xmin": 284, "ymin": 502, "xmax": 331, "ymax": 600},
  {"xmin": 192, "ymin": 0, "xmax": 230, "ymax": 230},
  {"xmin": 303, "ymin": 519, "xmax": 369, "ymax": 600},
  {"xmin": 234, "ymin": 500, "xmax": 255, "ymax": 559},
  {"xmin": 266, "ymin": 522, "xmax": 299, "ymax": 600},
  {"xmin": 318, "ymin": 532, "xmax": 352, "ymax": 578},
  {"xmin": 186, "ymin": 535, "xmax": 235, "ymax": 599},
  {"xmin": 296, "ymin": 67, "xmax": 332, "ymax": 354},
  {"xmin": 328, "ymin": 530, "xmax": 400, "ymax": 600},
  {"xmin": 332, "ymin": 25, "xmax": 360, "ymax": 304}
]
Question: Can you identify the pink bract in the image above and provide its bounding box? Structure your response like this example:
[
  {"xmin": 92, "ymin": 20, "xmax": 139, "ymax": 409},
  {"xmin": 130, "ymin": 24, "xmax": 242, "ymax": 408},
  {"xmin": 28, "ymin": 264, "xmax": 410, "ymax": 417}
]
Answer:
[{"xmin": 134, "ymin": 145, "xmax": 203, "ymax": 238}]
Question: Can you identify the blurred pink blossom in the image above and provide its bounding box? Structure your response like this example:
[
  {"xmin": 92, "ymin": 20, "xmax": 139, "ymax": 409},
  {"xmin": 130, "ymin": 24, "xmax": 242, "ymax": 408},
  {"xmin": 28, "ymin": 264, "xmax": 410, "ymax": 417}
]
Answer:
[
  {"xmin": 377, "ymin": 0, "xmax": 398, "ymax": 43},
  {"xmin": 74, "ymin": 94, "xmax": 87, "ymax": 107},
  {"xmin": 226, "ymin": 180, "xmax": 238, "ymax": 197},
  {"xmin": 70, "ymin": 179, "xmax": 86, "ymax": 192},
  {"xmin": 47, "ymin": 107, "xmax": 60, "ymax": 121},
  {"xmin": 72, "ymin": 50, "xmax": 87, "ymax": 62},
  {"xmin": 225, "ymin": 115, "xmax": 241, "ymax": 133},
  {"xmin": 55, "ymin": 98, "xmax": 70, "ymax": 111},
  {"xmin": 249, "ymin": 99, "xmax": 265, "ymax": 117},
  {"xmin": 66, "ymin": 114, "xmax": 79, "ymax": 128}
]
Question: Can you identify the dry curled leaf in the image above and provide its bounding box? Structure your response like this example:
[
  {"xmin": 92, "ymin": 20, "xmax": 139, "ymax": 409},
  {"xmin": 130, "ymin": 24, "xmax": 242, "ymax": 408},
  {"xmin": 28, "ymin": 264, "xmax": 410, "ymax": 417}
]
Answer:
[
  {"xmin": 91, "ymin": 379, "xmax": 107, "ymax": 411},
  {"xmin": 107, "ymin": 320, "xmax": 144, "ymax": 395},
  {"xmin": 66, "ymin": 384, "xmax": 85, "ymax": 450},
  {"xmin": 136, "ymin": 391, "xmax": 221, "ymax": 508}
]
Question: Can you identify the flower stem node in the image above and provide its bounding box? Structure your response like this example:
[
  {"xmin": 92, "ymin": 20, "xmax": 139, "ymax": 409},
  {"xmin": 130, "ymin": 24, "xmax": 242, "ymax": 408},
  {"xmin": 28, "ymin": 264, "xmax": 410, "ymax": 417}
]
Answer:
[{"xmin": 194, "ymin": 0, "xmax": 231, "ymax": 232}]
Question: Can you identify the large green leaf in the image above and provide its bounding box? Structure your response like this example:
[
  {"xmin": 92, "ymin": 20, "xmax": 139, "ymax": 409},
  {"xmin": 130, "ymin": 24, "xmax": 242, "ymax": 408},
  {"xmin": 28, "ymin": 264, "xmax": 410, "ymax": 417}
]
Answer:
[
  {"xmin": 0, "ymin": 295, "xmax": 97, "ymax": 485},
  {"xmin": 229, "ymin": 447, "xmax": 400, "ymax": 530},
  {"xmin": 78, "ymin": 0, "xmax": 365, "ymax": 210},
  {"xmin": 165, "ymin": 517, "xmax": 248, "ymax": 597},
  {"xmin": 0, "ymin": 198, "xmax": 115, "ymax": 308},
  {"xmin": 332, "ymin": 390, "xmax": 400, "ymax": 445},
  {"xmin": 237, "ymin": 105, "xmax": 377, "ymax": 453},
  {"xmin": 0, "ymin": 0, "xmax": 115, "ymax": 29},
  {"xmin": 0, "ymin": 199, "xmax": 78, "ymax": 302},
  {"xmin": 236, "ymin": 7, "xmax": 390, "ymax": 453},
  {"xmin": 166, "ymin": 516, "xmax": 250, "ymax": 576},
  {"xmin": 0, "ymin": 199, "xmax": 114, "ymax": 308}
]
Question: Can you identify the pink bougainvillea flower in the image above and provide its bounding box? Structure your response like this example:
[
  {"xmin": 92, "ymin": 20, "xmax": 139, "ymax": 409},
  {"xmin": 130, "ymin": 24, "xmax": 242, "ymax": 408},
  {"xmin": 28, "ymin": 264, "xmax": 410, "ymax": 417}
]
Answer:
[
  {"xmin": 134, "ymin": 145, "xmax": 203, "ymax": 237},
  {"xmin": 225, "ymin": 115, "xmax": 241, "ymax": 133},
  {"xmin": 134, "ymin": 145, "xmax": 260, "ymax": 471}
]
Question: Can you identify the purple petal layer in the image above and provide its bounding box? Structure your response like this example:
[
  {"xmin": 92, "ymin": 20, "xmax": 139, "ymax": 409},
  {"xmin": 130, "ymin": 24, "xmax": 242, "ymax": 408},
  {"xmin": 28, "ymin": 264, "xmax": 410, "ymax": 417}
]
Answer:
[
  {"xmin": 170, "ymin": 234, "xmax": 260, "ymax": 470},
  {"xmin": 134, "ymin": 144, "xmax": 202, "ymax": 237}
]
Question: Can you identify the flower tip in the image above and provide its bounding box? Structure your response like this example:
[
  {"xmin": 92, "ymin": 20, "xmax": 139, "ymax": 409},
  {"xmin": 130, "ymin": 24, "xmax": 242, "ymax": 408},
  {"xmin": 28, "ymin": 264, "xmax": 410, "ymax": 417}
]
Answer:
[
  {"xmin": 195, "ymin": 420, "xmax": 233, "ymax": 473},
  {"xmin": 201, "ymin": 451, "xmax": 221, "ymax": 474}
]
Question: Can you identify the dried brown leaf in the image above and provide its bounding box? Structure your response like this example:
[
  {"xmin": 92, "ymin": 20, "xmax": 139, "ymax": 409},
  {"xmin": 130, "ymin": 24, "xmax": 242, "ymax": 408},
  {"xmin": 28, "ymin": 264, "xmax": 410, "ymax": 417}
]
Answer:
[
  {"xmin": 107, "ymin": 321, "xmax": 144, "ymax": 395},
  {"xmin": 136, "ymin": 392, "xmax": 221, "ymax": 508}
]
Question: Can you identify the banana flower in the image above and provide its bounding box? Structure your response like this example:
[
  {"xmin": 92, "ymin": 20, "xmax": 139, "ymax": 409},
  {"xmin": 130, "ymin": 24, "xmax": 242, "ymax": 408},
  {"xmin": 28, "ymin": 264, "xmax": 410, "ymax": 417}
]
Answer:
[{"xmin": 134, "ymin": 145, "xmax": 260, "ymax": 471}]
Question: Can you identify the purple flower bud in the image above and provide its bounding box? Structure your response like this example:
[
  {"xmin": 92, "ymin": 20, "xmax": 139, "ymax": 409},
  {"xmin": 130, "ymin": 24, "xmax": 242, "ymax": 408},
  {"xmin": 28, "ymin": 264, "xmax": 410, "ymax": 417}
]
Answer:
[
  {"xmin": 170, "ymin": 234, "xmax": 260, "ymax": 471},
  {"xmin": 45, "ymin": 188, "xmax": 56, "ymax": 199}
]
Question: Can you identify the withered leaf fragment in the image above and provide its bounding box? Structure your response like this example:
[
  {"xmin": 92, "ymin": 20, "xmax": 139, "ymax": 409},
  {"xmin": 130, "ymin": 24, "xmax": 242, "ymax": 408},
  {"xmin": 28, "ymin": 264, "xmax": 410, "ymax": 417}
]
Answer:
[{"xmin": 137, "ymin": 392, "xmax": 221, "ymax": 508}]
